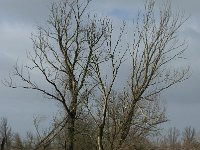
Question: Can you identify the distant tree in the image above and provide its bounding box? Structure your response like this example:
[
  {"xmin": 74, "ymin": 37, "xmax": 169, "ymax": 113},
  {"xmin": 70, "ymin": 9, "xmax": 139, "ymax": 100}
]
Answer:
[
  {"xmin": 0, "ymin": 118, "xmax": 12, "ymax": 150},
  {"xmin": 166, "ymin": 127, "xmax": 180, "ymax": 150},
  {"xmin": 182, "ymin": 126, "xmax": 198, "ymax": 150},
  {"xmin": 23, "ymin": 131, "xmax": 34, "ymax": 150},
  {"xmin": 4, "ymin": 0, "xmax": 189, "ymax": 150},
  {"xmin": 13, "ymin": 133, "xmax": 24, "ymax": 150}
]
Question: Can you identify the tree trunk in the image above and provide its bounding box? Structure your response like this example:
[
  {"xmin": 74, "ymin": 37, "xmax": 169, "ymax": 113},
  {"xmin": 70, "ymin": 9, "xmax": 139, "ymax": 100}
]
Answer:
[
  {"xmin": 98, "ymin": 124, "xmax": 104, "ymax": 150},
  {"xmin": 0, "ymin": 137, "xmax": 5, "ymax": 150},
  {"xmin": 67, "ymin": 114, "xmax": 75, "ymax": 150},
  {"xmin": 118, "ymin": 105, "xmax": 135, "ymax": 147}
]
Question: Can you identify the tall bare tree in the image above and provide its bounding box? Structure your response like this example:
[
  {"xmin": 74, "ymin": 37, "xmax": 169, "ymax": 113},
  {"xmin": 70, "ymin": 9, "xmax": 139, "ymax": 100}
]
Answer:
[
  {"xmin": 4, "ymin": 0, "xmax": 189, "ymax": 150},
  {"xmin": 5, "ymin": 0, "xmax": 112, "ymax": 149},
  {"xmin": 92, "ymin": 1, "xmax": 189, "ymax": 149}
]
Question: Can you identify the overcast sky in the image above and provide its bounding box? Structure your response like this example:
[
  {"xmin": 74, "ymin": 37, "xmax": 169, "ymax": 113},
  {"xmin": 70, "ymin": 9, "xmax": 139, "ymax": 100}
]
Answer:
[{"xmin": 0, "ymin": 0, "xmax": 200, "ymax": 136}]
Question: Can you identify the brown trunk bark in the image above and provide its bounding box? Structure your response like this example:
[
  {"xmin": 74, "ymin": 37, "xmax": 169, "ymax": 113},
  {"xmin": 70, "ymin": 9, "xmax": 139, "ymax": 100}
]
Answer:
[
  {"xmin": 98, "ymin": 125, "xmax": 104, "ymax": 150},
  {"xmin": 66, "ymin": 80, "xmax": 77, "ymax": 150},
  {"xmin": 66, "ymin": 114, "xmax": 75, "ymax": 150},
  {"xmin": 118, "ymin": 104, "xmax": 136, "ymax": 148},
  {"xmin": 97, "ymin": 96, "xmax": 108, "ymax": 150}
]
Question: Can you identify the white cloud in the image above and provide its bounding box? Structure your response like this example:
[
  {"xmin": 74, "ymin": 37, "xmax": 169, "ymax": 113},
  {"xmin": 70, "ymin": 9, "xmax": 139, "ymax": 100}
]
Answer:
[{"xmin": 0, "ymin": 22, "xmax": 34, "ymax": 59}]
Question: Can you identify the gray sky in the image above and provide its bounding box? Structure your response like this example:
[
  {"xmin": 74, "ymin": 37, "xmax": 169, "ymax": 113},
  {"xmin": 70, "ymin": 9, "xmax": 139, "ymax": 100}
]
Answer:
[{"xmin": 0, "ymin": 0, "xmax": 200, "ymax": 136}]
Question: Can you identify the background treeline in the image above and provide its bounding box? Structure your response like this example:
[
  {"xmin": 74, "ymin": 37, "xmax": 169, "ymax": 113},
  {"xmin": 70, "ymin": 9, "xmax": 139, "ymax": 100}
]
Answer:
[{"xmin": 0, "ymin": 117, "xmax": 200, "ymax": 150}]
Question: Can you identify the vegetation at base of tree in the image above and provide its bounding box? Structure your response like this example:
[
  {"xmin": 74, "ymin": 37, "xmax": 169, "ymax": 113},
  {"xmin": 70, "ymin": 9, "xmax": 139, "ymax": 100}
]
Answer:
[{"xmin": 1, "ymin": 117, "xmax": 200, "ymax": 150}]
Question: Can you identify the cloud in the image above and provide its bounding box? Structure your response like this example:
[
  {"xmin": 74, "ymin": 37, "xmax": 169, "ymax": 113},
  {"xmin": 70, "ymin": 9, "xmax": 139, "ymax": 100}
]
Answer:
[
  {"xmin": 0, "ymin": 22, "xmax": 34, "ymax": 58},
  {"xmin": 0, "ymin": 0, "xmax": 54, "ymax": 24},
  {"xmin": 173, "ymin": 0, "xmax": 200, "ymax": 15},
  {"xmin": 0, "ymin": 0, "xmax": 199, "ymax": 136},
  {"xmin": 0, "ymin": 88, "xmax": 58, "ymax": 135}
]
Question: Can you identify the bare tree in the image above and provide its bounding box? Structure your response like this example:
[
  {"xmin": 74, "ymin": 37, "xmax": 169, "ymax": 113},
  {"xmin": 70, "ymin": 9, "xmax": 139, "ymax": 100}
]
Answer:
[
  {"xmin": 182, "ymin": 126, "xmax": 197, "ymax": 150},
  {"xmin": 0, "ymin": 118, "xmax": 12, "ymax": 150},
  {"xmin": 5, "ymin": 0, "xmax": 112, "ymax": 149},
  {"xmin": 13, "ymin": 133, "xmax": 24, "ymax": 150},
  {"xmin": 4, "ymin": 0, "xmax": 189, "ymax": 150},
  {"xmin": 92, "ymin": 1, "xmax": 189, "ymax": 150},
  {"xmin": 167, "ymin": 127, "xmax": 180, "ymax": 149},
  {"xmin": 23, "ymin": 131, "xmax": 35, "ymax": 150}
]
